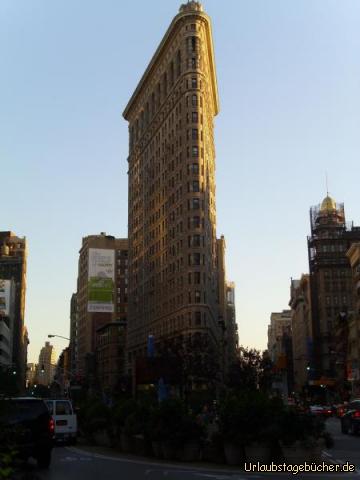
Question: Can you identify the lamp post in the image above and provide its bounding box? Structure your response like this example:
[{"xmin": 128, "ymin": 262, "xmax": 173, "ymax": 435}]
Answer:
[{"xmin": 48, "ymin": 334, "xmax": 70, "ymax": 341}]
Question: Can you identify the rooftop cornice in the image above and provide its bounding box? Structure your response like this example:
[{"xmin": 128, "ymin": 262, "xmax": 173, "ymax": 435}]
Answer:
[{"xmin": 123, "ymin": 6, "xmax": 219, "ymax": 120}]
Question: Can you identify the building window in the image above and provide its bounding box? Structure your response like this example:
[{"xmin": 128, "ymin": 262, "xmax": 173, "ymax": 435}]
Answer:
[
  {"xmin": 191, "ymin": 77, "xmax": 197, "ymax": 89},
  {"xmin": 170, "ymin": 61, "xmax": 174, "ymax": 86},
  {"xmin": 195, "ymin": 291, "xmax": 201, "ymax": 303},
  {"xmin": 188, "ymin": 234, "xmax": 201, "ymax": 247},
  {"xmin": 192, "ymin": 94, "xmax": 197, "ymax": 106},
  {"xmin": 188, "ymin": 163, "xmax": 199, "ymax": 175},
  {"xmin": 192, "ymin": 112, "xmax": 198, "ymax": 123},
  {"xmin": 189, "ymin": 216, "xmax": 200, "ymax": 228},
  {"xmin": 190, "ymin": 198, "xmax": 200, "ymax": 210},
  {"xmin": 189, "ymin": 253, "xmax": 201, "ymax": 265},
  {"xmin": 192, "ymin": 180, "xmax": 200, "ymax": 191},
  {"xmin": 192, "ymin": 128, "xmax": 198, "ymax": 140},
  {"xmin": 192, "ymin": 146, "xmax": 199, "ymax": 157},
  {"xmin": 195, "ymin": 311, "xmax": 201, "ymax": 326},
  {"xmin": 176, "ymin": 50, "xmax": 181, "ymax": 76}
]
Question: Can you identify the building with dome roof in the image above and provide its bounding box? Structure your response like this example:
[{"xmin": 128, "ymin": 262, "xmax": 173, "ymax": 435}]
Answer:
[{"xmin": 307, "ymin": 195, "xmax": 360, "ymax": 396}]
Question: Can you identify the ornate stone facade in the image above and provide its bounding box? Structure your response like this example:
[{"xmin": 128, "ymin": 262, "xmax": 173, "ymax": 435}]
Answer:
[{"xmin": 123, "ymin": 3, "xmax": 223, "ymax": 370}]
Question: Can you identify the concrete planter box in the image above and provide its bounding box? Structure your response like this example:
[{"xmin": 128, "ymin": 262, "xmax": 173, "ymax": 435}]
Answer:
[
  {"xmin": 224, "ymin": 443, "xmax": 245, "ymax": 466},
  {"xmin": 201, "ymin": 444, "xmax": 225, "ymax": 464},
  {"xmin": 151, "ymin": 441, "xmax": 163, "ymax": 458},
  {"xmin": 281, "ymin": 441, "xmax": 322, "ymax": 464},
  {"xmin": 93, "ymin": 430, "xmax": 112, "ymax": 447},
  {"xmin": 161, "ymin": 442, "xmax": 179, "ymax": 460},
  {"xmin": 120, "ymin": 432, "xmax": 134, "ymax": 453},
  {"xmin": 244, "ymin": 443, "xmax": 271, "ymax": 463},
  {"xmin": 180, "ymin": 441, "xmax": 201, "ymax": 462}
]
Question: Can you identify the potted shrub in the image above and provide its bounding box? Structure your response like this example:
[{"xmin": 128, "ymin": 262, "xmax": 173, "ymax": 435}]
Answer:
[
  {"xmin": 124, "ymin": 403, "xmax": 152, "ymax": 455},
  {"xmin": 146, "ymin": 407, "xmax": 163, "ymax": 458},
  {"xmin": 243, "ymin": 394, "xmax": 284, "ymax": 463},
  {"xmin": 147, "ymin": 399, "xmax": 185, "ymax": 460},
  {"xmin": 279, "ymin": 410, "xmax": 332, "ymax": 463},
  {"xmin": 177, "ymin": 414, "xmax": 204, "ymax": 462},
  {"xmin": 218, "ymin": 395, "xmax": 248, "ymax": 465},
  {"xmin": 112, "ymin": 398, "xmax": 139, "ymax": 452},
  {"xmin": 80, "ymin": 399, "xmax": 111, "ymax": 446},
  {"xmin": 201, "ymin": 432, "xmax": 226, "ymax": 464}
]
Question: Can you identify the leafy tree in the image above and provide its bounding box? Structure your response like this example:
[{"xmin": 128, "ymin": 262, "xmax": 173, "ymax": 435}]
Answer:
[
  {"xmin": 226, "ymin": 346, "xmax": 275, "ymax": 394},
  {"xmin": 156, "ymin": 333, "xmax": 221, "ymax": 397}
]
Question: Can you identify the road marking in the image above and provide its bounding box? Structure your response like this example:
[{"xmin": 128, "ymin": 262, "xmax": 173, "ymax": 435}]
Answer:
[
  {"xmin": 67, "ymin": 447, "xmax": 247, "ymax": 475},
  {"xmin": 60, "ymin": 455, "xmax": 92, "ymax": 462}
]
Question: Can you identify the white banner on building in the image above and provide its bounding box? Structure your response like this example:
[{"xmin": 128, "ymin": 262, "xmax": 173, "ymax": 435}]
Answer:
[{"xmin": 87, "ymin": 249, "xmax": 115, "ymax": 313}]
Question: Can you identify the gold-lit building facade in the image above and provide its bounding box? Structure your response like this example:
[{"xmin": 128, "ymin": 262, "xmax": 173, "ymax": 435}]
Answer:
[{"xmin": 123, "ymin": 2, "xmax": 228, "ymax": 373}]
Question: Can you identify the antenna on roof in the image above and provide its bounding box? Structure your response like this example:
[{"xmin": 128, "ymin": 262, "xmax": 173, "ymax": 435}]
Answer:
[{"xmin": 325, "ymin": 171, "xmax": 329, "ymax": 196}]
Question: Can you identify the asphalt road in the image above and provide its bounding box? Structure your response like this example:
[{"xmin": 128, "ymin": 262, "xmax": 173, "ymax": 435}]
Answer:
[
  {"xmin": 20, "ymin": 418, "xmax": 360, "ymax": 480},
  {"xmin": 324, "ymin": 416, "xmax": 360, "ymax": 469}
]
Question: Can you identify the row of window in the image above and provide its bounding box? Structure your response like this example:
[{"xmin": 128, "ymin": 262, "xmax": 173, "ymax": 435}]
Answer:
[
  {"xmin": 130, "ymin": 36, "xmax": 201, "ymax": 148},
  {"xmin": 325, "ymin": 296, "xmax": 348, "ymax": 306}
]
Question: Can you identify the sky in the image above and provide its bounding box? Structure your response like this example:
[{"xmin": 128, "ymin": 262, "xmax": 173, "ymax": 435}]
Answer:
[{"xmin": 1, "ymin": 0, "xmax": 360, "ymax": 363}]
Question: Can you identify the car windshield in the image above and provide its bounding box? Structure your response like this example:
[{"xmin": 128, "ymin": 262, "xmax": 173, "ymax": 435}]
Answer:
[{"xmin": 56, "ymin": 401, "xmax": 72, "ymax": 415}]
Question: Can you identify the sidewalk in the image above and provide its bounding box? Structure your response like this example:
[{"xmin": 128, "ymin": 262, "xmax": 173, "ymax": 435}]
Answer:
[
  {"xmin": 68, "ymin": 441, "xmax": 339, "ymax": 475},
  {"xmin": 68, "ymin": 441, "xmax": 246, "ymax": 474}
]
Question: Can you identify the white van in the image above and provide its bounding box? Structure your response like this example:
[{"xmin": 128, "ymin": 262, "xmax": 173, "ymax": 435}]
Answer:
[{"xmin": 45, "ymin": 399, "xmax": 77, "ymax": 444}]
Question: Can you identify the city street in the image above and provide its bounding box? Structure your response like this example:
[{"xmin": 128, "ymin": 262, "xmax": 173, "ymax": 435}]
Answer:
[
  {"xmin": 18, "ymin": 417, "xmax": 360, "ymax": 480},
  {"xmin": 324, "ymin": 417, "xmax": 360, "ymax": 469}
]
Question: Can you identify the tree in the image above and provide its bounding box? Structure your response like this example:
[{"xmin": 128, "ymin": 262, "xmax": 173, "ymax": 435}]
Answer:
[
  {"xmin": 226, "ymin": 346, "xmax": 275, "ymax": 394},
  {"xmin": 156, "ymin": 333, "xmax": 221, "ymax": 397}
]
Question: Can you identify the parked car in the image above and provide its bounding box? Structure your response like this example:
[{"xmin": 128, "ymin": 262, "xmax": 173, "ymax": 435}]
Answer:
[
  {"xmin": 309, "ymin": 405, "xmax": 326, "ymax": 416},
  {"xmin": 45, "ymin": 399, "xmax": 77, "ymax": 444},
  {"xmin": 341, "ymin": 400, "xmax": 360, "ymax": 435},
  {"xmin": 0, "ymin": 397, "xmax": 54, "ymax": 468},
  {"xmin": 334, "ymin": 403, "xmax": 347, "ymax": 418},
  {"xmin": 322, "ymin": 405, "xmax": 333, "ymax": 417}
]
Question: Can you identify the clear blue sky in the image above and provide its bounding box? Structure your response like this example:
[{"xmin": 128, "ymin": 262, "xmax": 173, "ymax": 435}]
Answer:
[{"xmin": 1, "ymin": 0, "xmax": 360, "ymax": 363}]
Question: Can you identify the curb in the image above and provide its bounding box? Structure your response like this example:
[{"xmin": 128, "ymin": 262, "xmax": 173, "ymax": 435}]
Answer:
[
  {"xmin": 66, "ymin": 446, "xmax": 246, "ymax": 474},
  {"xmin": 67, "ymin": 446, "xmax": 343, "ymax": 476}
]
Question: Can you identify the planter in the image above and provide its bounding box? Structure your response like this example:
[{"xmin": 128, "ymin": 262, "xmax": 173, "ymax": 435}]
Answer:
[
  {"xmin": 244, "ymin": 443, "xmax": 271, "ymax": 463},
  {"xmin": 224, "ymin": 442, "xmax": 245, "ymax": 466},
  {"xmin": 133, "ymin": 434, "xmax": 146, "ymax": 456},
  {"xmin": 151, "ymin": 441, "xmax": 163, "ymax": 458},
  {"xmin": 162, "ymin": 441, "xmax": 179, "ymax": 460},
  {"xmin": 281, "ymin": 441, "xmax": 321, "ymax": 464},
  {"xmin": 93, "ymin": 430, "xmax": 112, "ymax": 447},
  {"xmin": 181, "ymin": 441, "xmax": 200, "ymax": 462},
  {"xmin": 120, "ymin": 432, "xmax": 133, "ymax": 453},
  {"xmin": 201, "ymin": 444, "xmax": 225, "ymax": 464}
]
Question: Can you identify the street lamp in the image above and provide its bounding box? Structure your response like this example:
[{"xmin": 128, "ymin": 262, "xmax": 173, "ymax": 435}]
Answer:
[{"xmin": 48, "ymin": 334, "xmax": 70, "ymax": 341}]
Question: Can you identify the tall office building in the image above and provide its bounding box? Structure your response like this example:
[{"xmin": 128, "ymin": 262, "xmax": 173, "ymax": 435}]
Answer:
[
  {"xmin": 37, "ymin": 341, "xmax": 56, "ymax": 386},
  {"xmin": 75, "ymin": 233, "xmax": 128, "ymax": 375},
  {"xmin": 346, "ymin": 243, "xmax": 360, "ymax": 394},
  {"xmin": 289, "ymin": 275, "xmax": 313, "ymax": 392},
  {"xmin": 69, "ymin": 293, "xmax": 78, "ymax": 374},
  {"xmin": 123, "ymin": 2, "xmax": 224, "ymax": 373},
  {"xmin": 307, "ymin": 195, "xmax": 360, "ymax": 388},
  {"xmin": 0, "ymin": 231, "xmax": 28, "ymax": 389}
]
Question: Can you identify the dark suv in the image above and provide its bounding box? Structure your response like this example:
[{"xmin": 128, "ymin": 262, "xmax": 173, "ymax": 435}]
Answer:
[
  {"xmin": 0, "ymin": 397, "xmax": 54, "ymax": 468},
  {"xmin": 340, "ymin": 400, "xmax": 360, "ymax": 435}
]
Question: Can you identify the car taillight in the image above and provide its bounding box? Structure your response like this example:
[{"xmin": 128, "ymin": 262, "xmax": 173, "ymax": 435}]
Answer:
[
  {"xmin": 49, "ymin": 417, "xmax": 55, "ymax": 434},
  {"xmin": 352, "ymin": 411, "xmax": 360, "ymax": 418}
]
